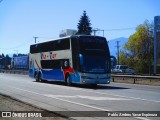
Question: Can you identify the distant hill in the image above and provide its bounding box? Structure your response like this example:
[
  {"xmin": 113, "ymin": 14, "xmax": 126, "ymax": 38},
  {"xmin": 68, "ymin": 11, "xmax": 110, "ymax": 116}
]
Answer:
[{"xmin": 108, "ymin": 37, "xmax": 128, "ymax": 57}]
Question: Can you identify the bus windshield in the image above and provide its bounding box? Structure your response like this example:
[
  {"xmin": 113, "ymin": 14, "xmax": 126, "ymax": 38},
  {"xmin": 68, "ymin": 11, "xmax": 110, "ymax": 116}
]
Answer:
[
  {"xmin": 82, "ymin": 55, "xmax": 110, "ymax": 73},
  {"xmin": 79, "ymin": 36, "xmax": 108, "ymax": 52},
  {"xmin": 78, "ymin": 36, "xmax": 110, "ymax": 73}
]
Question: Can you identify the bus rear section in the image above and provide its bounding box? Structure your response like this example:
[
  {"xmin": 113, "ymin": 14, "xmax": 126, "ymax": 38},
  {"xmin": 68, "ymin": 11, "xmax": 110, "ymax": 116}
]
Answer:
[{"xmin": 29, "ymin": 35, "xmax": 111, "ymax": 86}]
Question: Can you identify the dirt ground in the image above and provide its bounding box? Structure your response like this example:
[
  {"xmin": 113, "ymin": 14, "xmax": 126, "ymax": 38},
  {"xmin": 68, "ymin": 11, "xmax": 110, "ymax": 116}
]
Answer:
[{"xmin": 0, "ymin": 94, "xmax": 67, "ymax": 120}]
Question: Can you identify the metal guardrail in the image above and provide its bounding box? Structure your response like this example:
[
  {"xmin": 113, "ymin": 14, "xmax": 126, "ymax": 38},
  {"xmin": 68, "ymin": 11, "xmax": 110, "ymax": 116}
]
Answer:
[
  {"xmin": 1, "ymin": 70, "xmax": 160, "ymax": 85},
  {"xmin": 112, "ymin": 74, "xmax": 160, "ymax": 85},
  {"xmin": 112, "ymin": 74, "xmax": 160, "ymax": 79},
  {"xmin": 0, "ymin": 70, "xmax": 29, "ymax": 75}
]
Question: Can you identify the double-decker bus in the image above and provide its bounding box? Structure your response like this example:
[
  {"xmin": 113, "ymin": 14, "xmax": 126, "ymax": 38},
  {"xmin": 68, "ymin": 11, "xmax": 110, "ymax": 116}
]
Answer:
[{"xmin": 29, "ymin": 35, "xmax": 111, "ymax": 87}]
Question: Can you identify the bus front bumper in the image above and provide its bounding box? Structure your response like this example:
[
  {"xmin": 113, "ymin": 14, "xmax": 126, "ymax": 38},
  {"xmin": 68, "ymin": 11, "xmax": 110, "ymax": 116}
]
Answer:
[
  {"xmin": 80, "ymin": 73, "xmax": 111, "ymax": 84},
  {"xmin": 81, "ymin": 78, "xmax": 110, "ymax": 84}
]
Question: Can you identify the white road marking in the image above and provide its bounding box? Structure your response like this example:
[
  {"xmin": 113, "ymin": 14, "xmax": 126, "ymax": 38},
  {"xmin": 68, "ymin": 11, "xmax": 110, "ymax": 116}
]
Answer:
[
  {"xmin": 82, "ymin": 90, "xmax": 160, "ymax": 103},
  {"xmin": 48, "ymin": 85, "xmax": 160, "ymax": 103},
  {"xmin": 76, "ymin": 95, "xmax": 131, "ymax": 100},
  {"xmin": 136, "ymin": 117, "xmax": 151, "ymax": 120},
  {"xmin": 25, "ymin": 80, "xmax": 160, "ymax": 103},
  {"xmin": 45, "ymin": 94, "xmax": 131, "ymax": 100},
  {"xmin": 7, "ymin": 86, "xmax": 153, "ymax": 120},
  {"xmin": 46, "ymin": 95, "xmax": 77, "ymax": 98},
  {"xmin": 10, "ymin": 86, "xmax": 110, "ymax": 111}
]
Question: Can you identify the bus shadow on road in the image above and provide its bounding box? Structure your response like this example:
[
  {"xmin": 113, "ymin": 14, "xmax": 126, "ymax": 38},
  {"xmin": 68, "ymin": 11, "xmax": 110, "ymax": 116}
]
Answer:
[
  {"xmin": 72, "ymin": 84, "xmax": 130, "ymax": 90},
  {"xmin": 34, "ymin": 80, "xmax": 130, "ymax": 90},
  {"xmin": 95, "ymin": 85, "xmax": 130, "ymax": 90}
]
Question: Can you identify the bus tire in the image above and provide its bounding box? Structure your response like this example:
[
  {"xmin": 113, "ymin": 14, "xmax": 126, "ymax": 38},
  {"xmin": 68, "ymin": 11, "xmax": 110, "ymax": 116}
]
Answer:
[
  {"xmin": 65, "ymin": 73, "xmax": 71, "ymax": 86},
  {"xmin": 92, "ymin": 84, "xmax": 97, "ymax": 88},
  {"xmin": 35, "ymin": 72, "xmax": 39, "ymax": 82},
  {"xmin": 39, "ymin": 73, "xmax": 43, "ymax": 82},
  {"xmin": 36, "ymin": 72, "xmax": 42, "ymax": 82}
]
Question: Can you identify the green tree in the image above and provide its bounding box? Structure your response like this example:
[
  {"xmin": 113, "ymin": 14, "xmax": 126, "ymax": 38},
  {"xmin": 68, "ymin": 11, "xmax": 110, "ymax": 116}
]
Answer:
[
  {"xmin": 13, "ymin": 54, "xmax": 17, "ymax": 57},
  {"xmin": 119, "ymin": 20, "xmax": 154, "ymax": 73},
  {"xmin": 119, "ymin": 50, "xmax": 129, "ymax": 65},
  {"xmin": 0, "ymin": 54, "xmax": 5, "ymax": 68},
  {"xmin": 77, "ymin": 11, "xmax": 92, "ymax": 35},
  {"xmin": 5, "ymin": 54, "xmax": 11, "ymax": 68},
  {"xmin": 2, "ymin": 53, "xmax": 4, "ymax": 58}
]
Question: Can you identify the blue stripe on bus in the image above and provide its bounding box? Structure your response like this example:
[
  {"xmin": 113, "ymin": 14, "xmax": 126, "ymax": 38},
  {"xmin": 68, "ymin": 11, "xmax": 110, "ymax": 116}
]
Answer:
[
  {"xmin": 70, "ymin": 71, "xmax": 80, "ymax": 83},
  {"xmin": 30, "ymin": 68, "xmax": 81, "ymax": 83},
  {"xmin": 41, "ymin": 69, "xmax": 64, "ymax": 81}
]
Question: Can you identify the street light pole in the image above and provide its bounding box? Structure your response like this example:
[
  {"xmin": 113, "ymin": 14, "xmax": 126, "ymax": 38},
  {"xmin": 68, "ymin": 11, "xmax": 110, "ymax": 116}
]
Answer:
[
  {"xmin": 92, "ymin": 28, "xmax": 104, "ymax": 37},
  {"xmin": 153, "ymin": 16, "xmax": 160, "ymax": 75}
]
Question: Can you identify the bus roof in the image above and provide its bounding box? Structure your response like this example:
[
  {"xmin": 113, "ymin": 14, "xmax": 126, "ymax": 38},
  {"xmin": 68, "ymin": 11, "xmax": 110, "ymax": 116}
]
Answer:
[{"xmin": 30, "ymin": 35, "xmax": 106, "ymax": 46}]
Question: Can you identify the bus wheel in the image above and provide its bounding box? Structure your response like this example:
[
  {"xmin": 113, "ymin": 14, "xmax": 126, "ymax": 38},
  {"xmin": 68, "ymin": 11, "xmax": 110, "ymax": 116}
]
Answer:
[
  {"xmin": 92, "ymin": 84, "xmax": 97, "ymax": 88},
  {"xmin": 39, "ymin": 73, "xmax": 43, "ymax": 82},
  {"xmin": 35, "ymin": 73, "xmax": 39, "ymax": 82},
  {"xmin": 65, "ymin": 74, "xmax": 71, "ymax": 86},
  {"xmin": 36, "ymin": 72, "xmax": 42, "ymax": 82}
]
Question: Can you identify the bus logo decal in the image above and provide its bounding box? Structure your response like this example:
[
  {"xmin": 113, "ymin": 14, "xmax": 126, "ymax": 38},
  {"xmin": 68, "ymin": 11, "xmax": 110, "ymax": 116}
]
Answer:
[
  {"xmin": 62, "ymin": 66, "xmax": 75, "ymax": 77},
  {"xmin": 41, "ymin": 53, "xmax": 47, "ymax": 60}
]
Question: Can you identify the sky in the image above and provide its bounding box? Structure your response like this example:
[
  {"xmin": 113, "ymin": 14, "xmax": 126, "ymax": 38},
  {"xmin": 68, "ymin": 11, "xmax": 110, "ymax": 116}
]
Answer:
[{"xmin": 0, "ymin": 0, "xmax": 160, "ymax": 55}]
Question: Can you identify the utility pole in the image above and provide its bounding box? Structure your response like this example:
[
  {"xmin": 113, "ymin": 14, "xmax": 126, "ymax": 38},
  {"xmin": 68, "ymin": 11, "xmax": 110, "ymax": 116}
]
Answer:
[
  {"xmin": 33, "ymin": 37, "xmax": 38, "ymax": 43},
  {"xmin": 116, "ymin": 41, "xmax": 120, "ymax": 65},
  {"xmin": 93, "ymin": 30, "xmax": 96, "ymax": 36},
  {"xmin": 92, "ymin": 28, "xmax": 104, "ymax": 37},
  {"xmin": 92, "ymin": 28, "xmax": 98, "ymax": 36}
]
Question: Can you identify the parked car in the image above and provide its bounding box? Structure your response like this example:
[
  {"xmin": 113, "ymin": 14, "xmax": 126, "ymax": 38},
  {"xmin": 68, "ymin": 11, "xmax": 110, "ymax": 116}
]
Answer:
[
  {"xmin": 125, "ymin": 68, "xmax": 135, "ymax": 74},
  {"xmin": 112, "ymin": 65, "xmax": 135, "ymax": 74}
]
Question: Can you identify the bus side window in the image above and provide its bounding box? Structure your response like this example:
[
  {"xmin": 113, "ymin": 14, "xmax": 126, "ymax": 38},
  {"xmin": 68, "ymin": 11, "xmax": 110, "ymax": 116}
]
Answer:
[{"xmin": 71, "ymin": 37, "xmax": 79, "ymax": 70}]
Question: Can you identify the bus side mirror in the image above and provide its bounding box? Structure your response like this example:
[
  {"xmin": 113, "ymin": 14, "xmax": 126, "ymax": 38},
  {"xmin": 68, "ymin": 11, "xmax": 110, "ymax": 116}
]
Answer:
[{"xmin": 79, "ymin": 54, "xmax": 83, "ymax": 66}]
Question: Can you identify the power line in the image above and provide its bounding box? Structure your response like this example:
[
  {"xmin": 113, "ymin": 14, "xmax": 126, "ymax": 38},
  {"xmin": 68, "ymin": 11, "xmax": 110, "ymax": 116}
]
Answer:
[
  {"xmin": 0, "ymin": 27, "xmax": 136, "ymax": 50},
  {"xmin": 92, "ymin": 27, "xmax": 136, "ymax": 36},
  {"xmin": 0, "ymin": 39, "xmax": 33, "ymax": 50},
  {"xmin": 103, "ymin": 27, "xmax": 136, "ymax": 31},
  {"xmin": 37, "ymin": 36, "xmax": 54, "ymax": 39},
  {"xmin": 93, "ymin": 28, "xmax": 104, "ymax": 36},
  {"xmin": 0, "ymin": 36, "xmax": 55, "ymax": 50}
]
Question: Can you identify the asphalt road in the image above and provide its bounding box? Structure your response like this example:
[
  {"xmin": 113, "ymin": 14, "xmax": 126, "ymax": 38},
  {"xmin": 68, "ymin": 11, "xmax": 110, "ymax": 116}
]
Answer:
[{"xmin": 0, "ymin": 73, "xmax": 160, "ymax": 120}]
